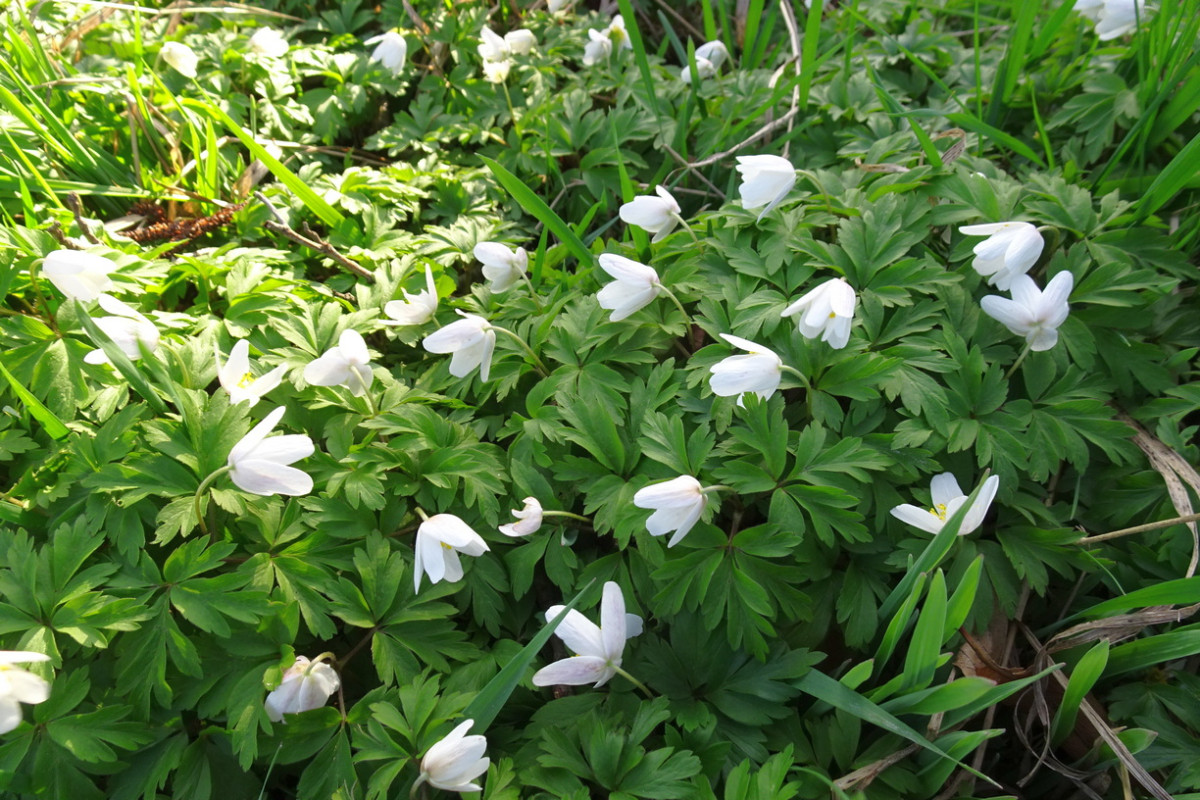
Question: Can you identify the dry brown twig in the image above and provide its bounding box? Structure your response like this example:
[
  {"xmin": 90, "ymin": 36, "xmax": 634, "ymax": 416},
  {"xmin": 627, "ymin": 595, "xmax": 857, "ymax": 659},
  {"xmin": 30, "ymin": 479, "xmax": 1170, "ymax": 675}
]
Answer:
[{"xmin": 255, "ymin": 192, "xmax": 373, "ymax": 282}]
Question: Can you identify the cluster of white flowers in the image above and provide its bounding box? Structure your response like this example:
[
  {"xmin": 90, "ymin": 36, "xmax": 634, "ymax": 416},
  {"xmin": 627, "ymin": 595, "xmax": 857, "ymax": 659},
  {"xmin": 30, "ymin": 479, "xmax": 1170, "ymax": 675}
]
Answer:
[
  {"xmin": 478, "ymin": 25, "xmax": 536, "ymax": 83},
  {"xmin": 1076, "ymin": 0, "xmax": 1148, "ymax": 39},
  {"xmin": 583, "ymin": 15, "xmax": 630, "ymax": 66}
]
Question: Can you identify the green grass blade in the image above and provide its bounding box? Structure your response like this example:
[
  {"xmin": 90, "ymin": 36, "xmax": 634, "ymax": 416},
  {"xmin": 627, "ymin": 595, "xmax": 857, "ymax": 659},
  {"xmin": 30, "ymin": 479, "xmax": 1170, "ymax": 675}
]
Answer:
[
  {"xmin": 615, "ymin": 0, "xmax": 662, "ymax": 119},
  {"xmin": 741, "ymin": 0, "xmax": 767, "ymax": 69},
  {"xmin": 796, "ymin": 668, "xmax": 998, "ymax": 786},
  {"xmin": 1072, "ymin": 576, "xmax": 1200, "ymax": 621},
  {"xmin": 187, "ymin": 100, "xmax": 344, "ymax": 229},
  {"xmin": 863, "ymin": 60, "xmax": 942, "ymax": 168},
  {"xmin": 942, "ymin": 112, "xmax": 1045, "ymax": 166},
  {"xmin": 480, "ymin": 156, "xmax": 593, "ymax": 267},
  {"xmin": 796, "ymin": 0, "xmax": 824, "ymax": 110},
  {"xmin": 988, "ymin": 0, "xmax": 1038, "ymax": 124},
  {"xmin": 943, "ymin": 555, "xmax": 983, "ymax": 640},
  {"xmin": 901, "ymin": 569, "xmax": 948, "ymax": 691},
  {"xmin": 874, "ymin": 571, "xmax": 927, "ymax": 676},
  {"xmin": 1049, "ymin": 640, "xmax": 1109, "ymax": 746},
  {"xmin": 1105, "ymin": 627, "xmax": 1200, "ymax": 677},
  {"xmin": 463, "ymin": 579, "xmax": 595, "ymax": 732},
  {"xmin": 1135, "ymin": 129, "xmax": 1200, "ymax": 221},
  {"xmin": 0, "ymin": 356, "xmax": 68, "ymax": 439}
]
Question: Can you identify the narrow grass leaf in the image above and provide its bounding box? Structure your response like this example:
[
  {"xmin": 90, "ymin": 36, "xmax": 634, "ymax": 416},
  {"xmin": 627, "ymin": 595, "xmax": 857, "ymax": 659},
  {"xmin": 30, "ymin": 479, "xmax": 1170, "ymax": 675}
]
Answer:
[
  {"xmin": 1072, "ymin": 576, "xmax": 1200, "ymax": 621},
  {"xmin": 1105, "ymin": 627, "xmax": 1200, "ymax": 677},
  {"xmin": 1049, "ymin": 640, "xmax": 1109, "ymax": 746},
  {"xmin": 481, "ymin": 156, "xmax": 592, "ymax": 266},
  {"xmin": 874, "ymin": 571, "xmax": 927, "ymax": 676},
  {"xmin": 901, "ymin": 569, "xmax": 948, "ymax": 691},
  {"xmin": 463, "ymin": 579, "xmax": 595, "ymax": 732},
  {"xmin": 1136, "ymin": 129, "xmax": 1200, "ymax": 221},
  {"xmin": 0, "ymin": 357, "xmax": 68, "ymax": 439},
  {"xmin": 944, "ymin": 556, "xmax": 983, "ymax": 641},
  {"xmin": 796, "ymin": 668, "xmax": 998, "ymax": 785},
  {"xmin": 74, "ymin": 301, "xmax": 167, "ymax": 414},
  {"xmin": 989, "ymin": 0, "xmax": 1038, "ymax": 124},
  {"xmin": 616, "ymin": 0, "xmax": 662, "ymax": 119}
]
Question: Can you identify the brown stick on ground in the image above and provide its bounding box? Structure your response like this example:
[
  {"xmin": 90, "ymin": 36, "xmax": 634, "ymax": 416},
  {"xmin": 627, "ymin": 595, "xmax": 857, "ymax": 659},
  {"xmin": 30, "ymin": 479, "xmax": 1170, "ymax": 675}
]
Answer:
[{"xmin": 255, "ymin": 192, "xmax": 373, "ymax": 282}]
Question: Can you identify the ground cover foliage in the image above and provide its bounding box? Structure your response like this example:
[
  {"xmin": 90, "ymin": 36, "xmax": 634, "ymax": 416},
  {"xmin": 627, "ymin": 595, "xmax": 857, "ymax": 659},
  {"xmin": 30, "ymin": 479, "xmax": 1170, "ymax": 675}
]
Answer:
[{"xmin": 1, "ymin": 0, "xmax": 1200, "ymax": 796}]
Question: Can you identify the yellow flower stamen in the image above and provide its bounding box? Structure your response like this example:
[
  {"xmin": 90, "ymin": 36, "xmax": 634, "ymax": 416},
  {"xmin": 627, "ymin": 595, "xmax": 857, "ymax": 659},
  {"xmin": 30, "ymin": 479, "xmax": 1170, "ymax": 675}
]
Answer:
[
  {"xmin": 237, "ymin": 372, "xmax": 255, "ymax": 389},
  {"xmin": 929, "ymin": 503, "xmax": 948, "ymax": 521}
]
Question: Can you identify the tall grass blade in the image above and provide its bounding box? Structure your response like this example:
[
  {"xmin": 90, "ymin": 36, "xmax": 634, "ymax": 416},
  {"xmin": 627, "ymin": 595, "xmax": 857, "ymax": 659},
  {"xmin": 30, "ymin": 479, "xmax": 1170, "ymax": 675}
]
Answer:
[
  {"xmin": 1136, "ymin": 129, "xmax": 1200, "ymax": 221},
  {"xmin": 481, "ymin": 156, "xmax": 593, "ymax": 267},
  {"xmin": 0, "ymin": 357, "xmax": 68, "ymax": 440}
]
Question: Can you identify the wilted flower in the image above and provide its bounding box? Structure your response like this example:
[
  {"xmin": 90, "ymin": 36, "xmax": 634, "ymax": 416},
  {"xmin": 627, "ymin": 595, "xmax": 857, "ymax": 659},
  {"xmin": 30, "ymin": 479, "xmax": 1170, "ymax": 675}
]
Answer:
[
  {"xmin": 891, "ymin": 473, "xmax": 1000, "ymax": 536},
  {"xmin": 619, "ymin": 186, "xmax": 681, "ymax": 242},
  {"xmin": 780, "ymin": 277, "xmax": 857, "ymax": 349},
  {"xmin": 596, "ymin": 254, "xmax": 663, "ymax": 321},
  {"xmin": 264, "ymin": 656, "xmax": 340, "ymax": 722},
  {"xmin": 216, "ymin": 339, "xmax": 287, "ymax": 408},
  {"xmin": 383, "ymin": 264, "xmax": 438, "ymax": 326},
  {"xmin": 417, "ymin": 720, "xmax": 490, "ymax": 794},
  {"xmin": 366, "ymin": 30, "xmax": 407, "ymax": 75},
  {"xmin": 959, "ymin": 221, "xmax": 1044, "ymax": 291},
  {"xmin": 248, "ymin": 27, "xmax": 289, "ymax": 57},
  {"xmin": 504, "ymin": 29, "xmax": 537, "ymax": 55},
  {"xmin": 482, "ymin": 58, "xmax": 512, "ymax": 83},
  {"xmin": 0, "ymin": 651, "xmax": 51, "ymax": 734},
  {"xmin": 161, "ymin": 42, "xmax": 198, "ymax": 78},
  {"xmin": 499, "ymin": 497, "xmax": 543, "ymax": 537},
  {"xmin": 709, "ymin": 333, "xmax": 783, "ymax": 405},
  {"xmin": 83, "ymin": 294, "xmax": 160, "ymax": 365},
  {"xmin": 303, "ymin": 329, "xmax": 374, "ymax": 396},
  {"xmin": 735, "ymin": 154, "xmax": 796, "ymax": 220},
  {"xmin": 413, "ymin": 514, "xmax": 490, "ymax": 591},
  {"xmin": 474, "ymin": 242, "xmax": 528, "ymax": 292},
  {"xmin": 41, "ymin": 249, "xmax": 115, "ymax": 302},
  {"xmin": 532, "ymin": 581, "xmax": 643, "ymax": 688},
  {"xmin": 226, "ymin": 406, "xmax": 315, "ymax": 496},
  {"xmin": 980, "ymin": 272, "xmax": 1074, "ymax": 352},
  {"xmin": 582, "ymin": 28, "xmax": 614, "ymax": 66},
  {"xmin": 422, "ymin": 311, "xmax": 496, "ymax": 381},
  {"xmin": 633, "ymin": 475, "xmax": 708, "ymax": 547}
]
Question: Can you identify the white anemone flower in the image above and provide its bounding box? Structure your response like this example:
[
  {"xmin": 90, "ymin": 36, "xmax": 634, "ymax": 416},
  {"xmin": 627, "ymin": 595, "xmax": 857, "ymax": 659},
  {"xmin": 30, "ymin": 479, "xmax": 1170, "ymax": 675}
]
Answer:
[
  {"xmin": 161, "ymin": 42, "xmax": 199, "ymax": 78},
  {"xmin": 248, "ymin": 27, "xmax": 289, "ymax": 57},
  {"xmin": 264, "ymin": 656, "xmax": 339, "ymax": 722},
  {"xmin": 504, "ymin": 29, "xmax": 537, "ymax": 55},
  {"xmin": 583, "ymin": 28, "xmax": 614, "ymax": 66},
  {"xmin": 959, "ymin": 221, "xmax": 1044, "ymax": 291},
  {"xmin": 619, "ymin": 186, "xmax": 681, "ymax": 242},
  {"xmin": 682, "ymin": 40, "xmax": 730, "ymax": 83},
  {"xmin": 413, "ymin": 514, "xmax": 490, "ymax": 592},
  {"xmin": 42, "ymin": 249, "xmax": 115, "ymax": 302},
  {"xmin": 383, "ymin": 264, "xmax": 439, "ymax": 326},
  {"xmin": 499, "ymin": 497, "xmax": 543, "ymax": 537},
  {"xmin": 633, "ymin": 475, "xmax": 709, "ymax": 547},
  {"xmin": 474, "ymin": 242, "xmax": 527, "ymax": 291},
  {"xmin": 366, "ymin": 30, "xmax": 407, "ymax": 75},
  {"xmin": 596, "ymin": 254, "xmax": 663, "ymax": 321},
  {"xmin": 548, "ymin": 0, "xmax": 572, "ymax": 13},
  {"xmin": 215, "ymin": 339, "xmax": 287, "ymax": 408},
  {"xmin": 478, "ymin": 27, "xmax": 509, "ymax": 61},
  {"xmin": 0, "ymin": 651, "xmax": 51, "ymax": 734},
  {"xmin": 532, "ymin": 581, "xmax": 643, "ymax": 688},
  {"xmin": 421, "ymin": 311, "xmax": 496, "ymax": 381},
  {"xmin": 482, "ymin": 58, "xmax": 512, "ymax": 83},
  {"xmin": 83, "ymin": 294, "xmax": 160, "ymax": 365},
  {"xmin": 303, "ymin": 329, "xmax": 374, "ymax": 396},
  {"xmin": 606, "ymin": 15, "xmax": 631, "ymax": 50},
  {"xmin": 891, "ymin": 473, "xmax": 1000, "ymax": 536},
  {"xmin": 226, "ymin": 406, "xmax": 315, "ymax": 496},
  {"xmin": 709, "ymin": 333, "xmax": 783, "ymax": 406},
  {"xmin": 980, "ymin": 272, "xmax": 1074, "ymax": 352},
  {"xmin": 735, "ymin": 154, "xmax": 797, "ymax": 220},
  {"xmin": 780, "ymin": 277, "xmax": 857, "ymax": 349},
  {"xmin": 417, "ymin": 720, "xmax": 490, "ymax": 795}
]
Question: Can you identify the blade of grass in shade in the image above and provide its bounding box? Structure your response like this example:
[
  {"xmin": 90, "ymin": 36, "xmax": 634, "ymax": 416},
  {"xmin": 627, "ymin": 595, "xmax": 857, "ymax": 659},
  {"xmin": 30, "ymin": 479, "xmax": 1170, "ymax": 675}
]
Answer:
[
  {"xmin": 187, "ymin": 99, "xmax": 344, "ymax": 229},
  {"xmin": 1102, "ymin": 627, "xmax": 1200, "ymax": 677},
  {"xmin": 481, "ymin": 156, "xmax": 593, "ymax": 267},
  {"xmin": 1071, "ymin": 576, "xmax": 1200, "ymax": 621},
  {"xmin": 741, "ymin": 0, "xmax": 766, "ymax": 69},
  {"xmin": 0, "ymin": 128, "xmax": 64, "ymax": 209},
  {"xmin": 796, "ymin": 668, "xmax": 998, "ymax": 786},
  {"xmin": 878, "ymin": 472, "xmax": 991, "ymax": 621},
  {"xmin": 900, "ymin": 569, "xmax": 948, "ymax": 692},
  {"xmin": 1049, "ymin": 640, "xmax": 1109, "ymax": 746},
  {"xmin": 611, "ymin": 118, "xmax": 649, "ymax": 252},
  {"xmin": 939, "ymin": 664, "xmax": 1060, "ymax": 728},
  {"xmin": 873, "ymin": 571, "xmax": 928, "ymax": 676},
  {"xmin": 943, "ymin": 555, "xmax": 983, "ymax": 641},
  {"xmin": 796, "ymin": 0, "xmax": 824, "ymax": 110},
  {"xmin": 863, "ymin": 60, "xmax": 942, "ymax": 168},
  {"xmin": 987, "ymin": 0, "xmax": 1038, "ymax": 125},
  {"xmin": 75, "ymin": 301, "xmax": 168, "ymax": 414},
  {"xmin": 942, "ymin": 111, "xmax": 1045, "ymax": 166},
  {"xmin": 1027, "ymin": 79, "xmax": 1056, "ymax": 170},
  {"xmin": 657, "ymin": 10, "xmax": 687, "ymax": 66},
  {"xmin": 0, "ymin": 357, "xmax": 68, "ymax": 440},
  {"xmin": 616, "ymin": 0, "xmax": 662, "ymax": 119},
  {"xmin": 1135, "ymin": 129, "xmax": 1200, "ymax": 221},
  {"xmin": 700, "ymin": 0, "xmax": 717, "ymax": 41},
  {"xmin": 464, "ymin": 579, "xmax": 595, "ymax": 732},
  {"xmin": 1028, "ymin": 0, "xmax": 1078, "ymax": 60}
]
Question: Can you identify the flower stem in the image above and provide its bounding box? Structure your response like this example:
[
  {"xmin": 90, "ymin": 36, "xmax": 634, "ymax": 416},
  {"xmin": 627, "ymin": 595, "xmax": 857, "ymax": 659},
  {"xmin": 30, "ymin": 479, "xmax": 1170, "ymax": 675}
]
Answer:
[
  {"xmin": 670, "ymin": 213, "xmax": 700, "ymax": 244},
  {"xmin": 414, "ymin": 507, "xmax": 430, "ymax": 522},
  {"xmin": 700, "ymin": 484, "xmax": 731, "ymax": 495},
  {"xmin": 1005, "ymin": 342, "xmax": 1033, "ymax": 380},
  {"xmin": 658, "ymin": 286, "xmax": 693, "ymax": 329},
  {"xmin": 492, "ymin": 325, "xmax": 550, "ymax": 377},
  {"xmin": 541, "ymin": 510, "xmax": 591, "ymax": 523},
  {"xmin": 519, "ymin": 272, "xmax": 545, "ymax": 312},
  {"xmin": 613, "ymin": 666, "xmax": 654, "ymax": 699},
  {"xmin": 409, "ymin": 773, "xmax": 427, "ymax": 800},
  {"xmin": 193, "ymin": 466, "xmax": 231, "ymax": 536}
]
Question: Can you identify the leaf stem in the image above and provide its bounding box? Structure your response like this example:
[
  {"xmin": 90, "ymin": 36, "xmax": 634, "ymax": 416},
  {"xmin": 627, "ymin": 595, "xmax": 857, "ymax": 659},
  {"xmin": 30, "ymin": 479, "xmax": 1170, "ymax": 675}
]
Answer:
[
  {"xmin": 193, "ymin": 466, "xmax": 231, "ymax": 536},
  {"xmin": 492, "ymin": 325, "xmax": 550, "ymax": 376}
]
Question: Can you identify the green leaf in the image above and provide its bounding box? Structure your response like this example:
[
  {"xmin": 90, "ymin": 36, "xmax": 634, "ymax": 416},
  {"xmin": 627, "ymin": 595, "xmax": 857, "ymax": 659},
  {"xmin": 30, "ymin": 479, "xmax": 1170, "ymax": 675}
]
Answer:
[
  {"xmin": 480, "ymin": 157, "xmax": 592, "ymax": 267},
  {"xmin": 1050, "ymin": 640, "xmax": 1109, "ymax": 746},
  {"xmin": 0, "ymin": 356, "xmax": 67, "ymax": 439}
]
